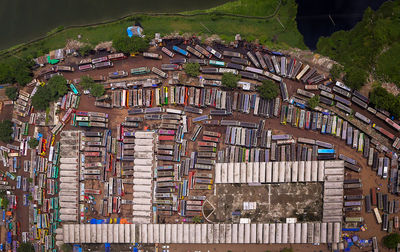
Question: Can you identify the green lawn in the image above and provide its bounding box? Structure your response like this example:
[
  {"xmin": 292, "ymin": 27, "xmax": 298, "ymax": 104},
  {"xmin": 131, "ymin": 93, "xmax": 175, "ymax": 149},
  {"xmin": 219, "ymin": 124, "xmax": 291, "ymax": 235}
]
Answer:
[{"xmin": 0, "ymin": 0, "xmax": 306, "ymax": 60}]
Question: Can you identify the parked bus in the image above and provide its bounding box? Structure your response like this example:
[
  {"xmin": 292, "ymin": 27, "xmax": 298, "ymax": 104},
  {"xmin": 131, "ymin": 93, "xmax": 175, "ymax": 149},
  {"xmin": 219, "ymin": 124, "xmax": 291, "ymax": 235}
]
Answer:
[
  {"xmin": 131, "ymin": 67, "xmax": 150, "ymax": 75},
  {"xmin": 143, "ymin": 52, "xmax": 162, "ymax": 60},
  {"xmin": 172, "ymin": 46, "xmax": 190, "ymax": 57}
]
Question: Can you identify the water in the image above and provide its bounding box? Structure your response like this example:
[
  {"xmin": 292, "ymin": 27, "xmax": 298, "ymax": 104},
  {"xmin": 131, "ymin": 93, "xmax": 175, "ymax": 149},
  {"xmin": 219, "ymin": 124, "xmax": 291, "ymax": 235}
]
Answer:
[
  {"xmin": 296, "ymin": 0, "xmax": 389, "ymax": 50},
  {"xmin": 0, "ymin": 0, "xmax": 230, "ymax": 50}
]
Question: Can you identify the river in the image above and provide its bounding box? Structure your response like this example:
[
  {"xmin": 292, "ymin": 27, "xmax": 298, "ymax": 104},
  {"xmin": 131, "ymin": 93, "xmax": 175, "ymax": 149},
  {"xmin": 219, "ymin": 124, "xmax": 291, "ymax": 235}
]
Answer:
[
  {"xmin": 296, "ymin": 0, "xmax": 389, "ymax": 50},
  {"xmin": 0, "ymin": 0, "xmax": 230, "ymax": 50}
]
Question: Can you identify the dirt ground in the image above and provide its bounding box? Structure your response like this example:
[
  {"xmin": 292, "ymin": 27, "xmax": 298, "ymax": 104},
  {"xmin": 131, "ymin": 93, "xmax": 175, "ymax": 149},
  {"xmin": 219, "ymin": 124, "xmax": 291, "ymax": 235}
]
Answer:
[{"xmin": 208, "ymin": 183, "xmax": 322, "ymax": 223}]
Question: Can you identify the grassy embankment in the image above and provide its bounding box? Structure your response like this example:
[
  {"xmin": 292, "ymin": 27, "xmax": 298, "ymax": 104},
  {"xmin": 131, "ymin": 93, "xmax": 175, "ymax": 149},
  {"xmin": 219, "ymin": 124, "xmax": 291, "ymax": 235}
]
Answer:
[{"xmin": 0, "ymin": 0, "xmax": 306, "ymax": 60}]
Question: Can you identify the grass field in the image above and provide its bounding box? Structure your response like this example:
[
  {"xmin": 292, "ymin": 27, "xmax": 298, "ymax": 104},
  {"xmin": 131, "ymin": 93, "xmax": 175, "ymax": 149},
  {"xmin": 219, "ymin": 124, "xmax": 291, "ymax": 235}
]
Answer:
[{"xmin": 0, "ymin": 0, "xmax": 306, "ymax": 60}]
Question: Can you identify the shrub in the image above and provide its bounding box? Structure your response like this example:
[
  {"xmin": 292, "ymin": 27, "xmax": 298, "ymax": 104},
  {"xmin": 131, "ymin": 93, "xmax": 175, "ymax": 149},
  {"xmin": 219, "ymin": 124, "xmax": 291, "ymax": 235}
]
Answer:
[
  {"xmin": 221, "ymin": 72, "xmax": 240, "ymax": 89},
  {"xmin": 28, "ymin": 138, "xmax": 39, "ymax": 149},
  {"xmin": 383, "ymin": 233, "xmax": 400, "ymax": 249},
  {"xmin": 184, "ymin": 63, "xmax": 200, "ymax": 77},
  {"xmin": 5, "ymin": 87, "xmax": 18, "ymax": 101},
  {"xmin": 0, "ymin": 120, "xmax": 13, "ymax": 143},
  {"xmin": 308, "ymin": 95, "xmax": 320, "ymax": 109},
  {"xmin": 257, "ymin": 80, "xmax": 279, "ymax": 100}
]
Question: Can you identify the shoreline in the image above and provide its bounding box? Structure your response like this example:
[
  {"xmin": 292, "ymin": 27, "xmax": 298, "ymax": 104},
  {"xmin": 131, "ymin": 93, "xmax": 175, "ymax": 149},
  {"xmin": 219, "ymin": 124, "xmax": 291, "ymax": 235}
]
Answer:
[{"xmin": 0, "ymin": 0, "xmax": 291, "ymax": 59}]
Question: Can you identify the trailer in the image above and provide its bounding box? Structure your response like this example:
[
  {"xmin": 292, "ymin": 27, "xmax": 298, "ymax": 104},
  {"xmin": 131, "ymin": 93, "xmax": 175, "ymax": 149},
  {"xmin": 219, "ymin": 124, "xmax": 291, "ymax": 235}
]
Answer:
[
  {"xmin": 206, "ymin": 46, "xmax": 223, "ymax": 59},
  {"xmin": 131, "ymin": 67, "xmax": 151, "ymax": 75},
  {"xmin": 151, "ymin": 67, "xmax": 168, "ymax": 79},
  {"xmin": 354, "ymin": 112, "xmax": 371, "ymax": 124},
  {"xmin": 372, "ymin": 124, "xmax": 395, "ymax": 140}
]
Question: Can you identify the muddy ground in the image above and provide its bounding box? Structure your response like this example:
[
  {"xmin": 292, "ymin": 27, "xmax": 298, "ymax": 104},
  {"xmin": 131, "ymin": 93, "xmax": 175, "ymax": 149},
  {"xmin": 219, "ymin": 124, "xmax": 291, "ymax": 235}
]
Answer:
[{"xmin": 1, "ymin": 44, "xmax": 398, "ymax": 251}]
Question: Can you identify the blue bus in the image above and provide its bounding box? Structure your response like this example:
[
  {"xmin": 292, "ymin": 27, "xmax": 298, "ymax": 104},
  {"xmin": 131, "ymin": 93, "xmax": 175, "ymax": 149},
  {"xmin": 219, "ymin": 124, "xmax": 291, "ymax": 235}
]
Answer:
[
  {"xmin": 172, "ymin": 46, "xmax": 190, "ymax": 57},
  {"xmin": 318, "ymin": 149, "xmax": 335, "ymax": 154}
]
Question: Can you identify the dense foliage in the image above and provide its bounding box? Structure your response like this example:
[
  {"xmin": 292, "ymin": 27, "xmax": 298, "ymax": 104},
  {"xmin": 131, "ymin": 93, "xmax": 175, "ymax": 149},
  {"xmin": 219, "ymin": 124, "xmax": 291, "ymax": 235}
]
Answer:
[
  {"xmin": 112, "ymin": 35, "xmax": 148, "ymax": 54},
  {"xmin": 5, "ymin": 87, "xmax": 18, "ymax": 101},
  {"xmin": 0, "ymin": 57, "xmax": 34, "ymax": 86},
  {"xmin": 221, "ymin": 73, "xmax": 240, "ymax": 89},
  {"xmin": 0, "ymin": 120, "xmax": 13, "ymax": 143},
  {"xmin": 369, "ymin": 86, "xmax": 400, "ymax": 118},
  {"xmin": 184, "ymin": 63, "xmax": 200, "ymax": 77},
  {"xmin": 317, "ymin": 1, "xmax": 400, "ymax": 89},
  {"xmin": 79, "ymin": 76, "xmax": 104, "ymax": 97},
  {"xmin": 376, "ymin": 42, "xmax": 400, "ymax": 86},
  {"xmin": 308, "ymin": 95, "xmax": 320, "ymax": 109},
  {"xmin": 32, "ymin": 75, "xmax": 68, "ymax": 110},
  {"xmin": 257, "ymin": 80, "xmax": 279, "ymax": 100},
  {"xmin": 28, "ymin": 138, "xmax": 39, "ymax": 149},
  {"xmin": 329, "ymin": 64, "xmax": 343, "ymax": 81},
  {"xmin": 383, "ymin": 233, "xmax": 400, "ymax": 249}
]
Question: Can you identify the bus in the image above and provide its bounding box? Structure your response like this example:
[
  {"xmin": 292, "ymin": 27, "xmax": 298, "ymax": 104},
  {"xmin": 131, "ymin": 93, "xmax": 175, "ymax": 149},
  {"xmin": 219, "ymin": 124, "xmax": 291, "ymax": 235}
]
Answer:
[
  {"xmin": 70, "ymin": 83, "xmax": 79, "ymax": 95},
  {"xmin": 373, "ymin": 208, "xmax": 382, "ymax": 224}
]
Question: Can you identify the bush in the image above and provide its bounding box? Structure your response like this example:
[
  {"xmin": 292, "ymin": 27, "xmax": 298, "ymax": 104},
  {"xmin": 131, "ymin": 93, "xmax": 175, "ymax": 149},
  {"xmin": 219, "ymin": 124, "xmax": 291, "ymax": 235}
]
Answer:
[
  {"xmin": 0, "ymin": 120, "xmax": 13, "ymax": 143},
  {"xmin": 113, "ymin": 35, "xmax": 148, "ymax": 54},
  {"xmin": 257, "ymin": 80, "xmax": 279, "ymax": 100},
  {"xmin": 221, "ymin": 72, "xmax": 240, "ymax": 89},
  {"xmin": 376, "ymin": 42, "xmax": 400, "ymax": 86},
  {"xmin": 184, "ymin": 63, "xmax": 200, "ymax": 77},
  {"xmin": 79, "ymin": 44, "xmax": 94, "ymax": 57},
  {"xmin": 308, "ymin": 95, "xmax": 320, "ymax": 109},
  {"xmin": 280, "ymin": 248, "xmax": 293, "ymax": 252},
  {"xmin": 383, "ymin": 233, "xmax": 400, "ymax": 249},
  {"xmin": 28, "ymin": 138, "xmax": 39, "ymax": 149},
  {"xmin": 5, "ymin": 87, "xmax": 18, "ymax": 101}
]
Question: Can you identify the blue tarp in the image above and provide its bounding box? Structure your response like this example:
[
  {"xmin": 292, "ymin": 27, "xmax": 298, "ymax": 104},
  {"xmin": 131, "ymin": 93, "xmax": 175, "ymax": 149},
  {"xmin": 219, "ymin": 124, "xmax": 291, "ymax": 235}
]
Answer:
[{"xmin": 127, "ymin": 26, "xmax": 143, "ymax": 38}]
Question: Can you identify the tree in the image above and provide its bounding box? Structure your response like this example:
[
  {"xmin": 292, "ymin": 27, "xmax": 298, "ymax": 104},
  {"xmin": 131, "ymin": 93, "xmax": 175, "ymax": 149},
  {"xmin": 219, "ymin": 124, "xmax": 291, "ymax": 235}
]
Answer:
[
  {"xmin": 17, "ymin": 242, "xmax": 35, "ymax": 252},
  {"xmin": 369, "ymin": 86, "xmax": 400, "ymax": 118},
  {"xmin": 308, "ymin": 95, "xmax": 320, "ymax": 109},
  {"xmin": 184, "ymin": 63, "xmax": 200, "ymax": 77},
  {"xmin": 0, "ymin": 57, "xmax": 33, "ymax": 86},
  {"xmin": 79, "ymin": 76, "xmax": 95, "ymax": 90},
  {"xmin": 257, "ymin": 80, "xmax": 279, "ymax": 99},
  {"xmin": 79, "ymin": 44, "xmax": 94, "ymax": 57},
  {"xmin": 344, "ymin": 67, "xmax": 367, "ymax": 90},
  {"xmin": 90, "ymin": 83, "xmax": 105, "ymax": 97},
  {"xmin": 383, "ymin": 233, "xmax": 400, "ymax": 249},
  {"xmin": 0, "ymin": 120, "xmax": 13, "ymax": 143},
  {"xmin": 47, "ymin": 75, "xmax": 68, "ymax": 99},
  {"xmin": 32, "ymin": 86, "xmax": 52, "ymax": 110},
  {"xmin": 28, "ymin": 138, "xmax": 39, "ymax": 149},
  {"xmin": 330, "ymin": 64, "xmax": 343, "ymax": 81},
  {"xmin": 221, "ymin": 72, "xmax": 240, "ymax": 89},
  {"xmin": 113, "ymin": 35, "xmax": 148, "ymax": 54},
  {"xmin": 5, "ymin": 87, "xmax": 18, "ymax": 101},
  {"xmin": 376, "ymin": 42, "xmax": 400, "ymax": 86}
]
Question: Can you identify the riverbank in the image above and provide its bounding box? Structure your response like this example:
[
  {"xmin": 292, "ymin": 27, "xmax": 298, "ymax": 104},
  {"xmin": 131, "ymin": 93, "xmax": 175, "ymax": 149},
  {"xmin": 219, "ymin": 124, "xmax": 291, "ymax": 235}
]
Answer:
[{"xmin": 0, "ymin": 0, "xmax": 306, "ymax": 60}]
